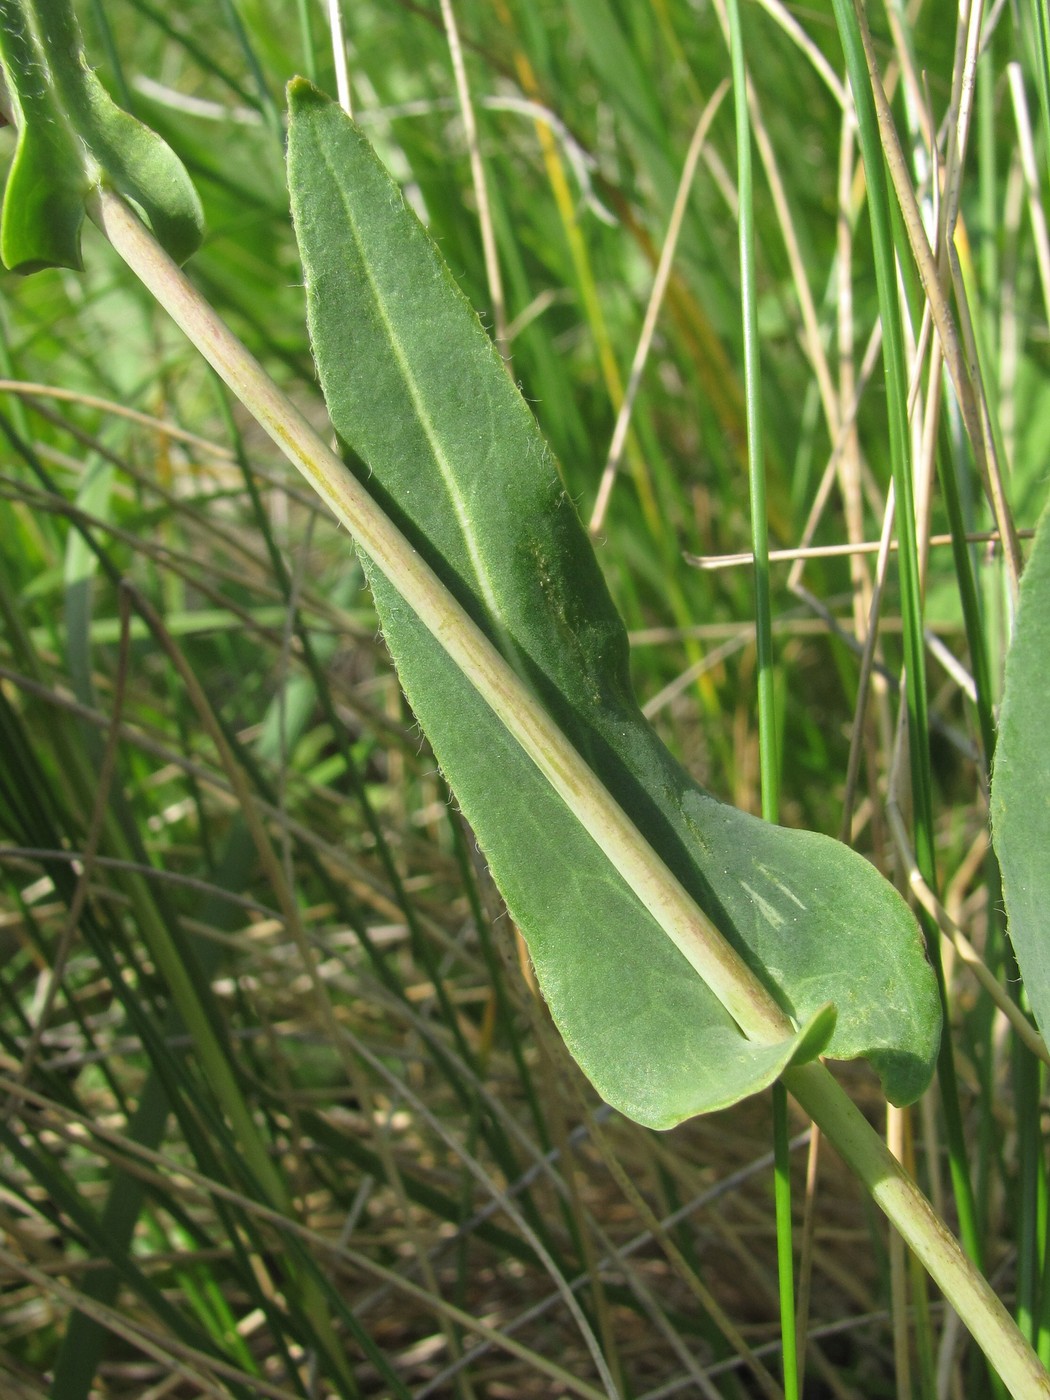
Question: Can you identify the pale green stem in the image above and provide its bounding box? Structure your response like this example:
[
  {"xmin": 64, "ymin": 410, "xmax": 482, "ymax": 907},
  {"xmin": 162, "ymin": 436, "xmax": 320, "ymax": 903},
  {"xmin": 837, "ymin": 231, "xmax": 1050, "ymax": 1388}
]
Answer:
[
  {"xmin": 86, "ymin": 185, "xmax": 1050, "ymax": 1399},
  {"xmin": 87, "ymin": 183, "xmax": 791, "ymax": 1049}
]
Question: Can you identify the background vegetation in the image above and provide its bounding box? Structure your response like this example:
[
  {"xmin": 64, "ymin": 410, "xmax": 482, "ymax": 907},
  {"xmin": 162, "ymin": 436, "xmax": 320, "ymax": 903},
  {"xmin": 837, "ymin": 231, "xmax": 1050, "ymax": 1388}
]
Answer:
[{"xmin": 1, "ymin": 0, "xmax": 1048, "ymax": 1395}]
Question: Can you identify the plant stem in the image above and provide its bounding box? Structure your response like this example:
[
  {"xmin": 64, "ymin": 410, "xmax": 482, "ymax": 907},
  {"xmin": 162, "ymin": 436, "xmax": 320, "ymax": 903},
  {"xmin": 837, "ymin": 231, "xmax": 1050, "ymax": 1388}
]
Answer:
[
  {"xmin": 784, "ymin": 1062, "xmax": 1050, "ymax": 1398},
  {"xmin": 86, "ymin": 184, "xmax": 1050, "ymax": 1398},
  {"xmin": 87, "ymin": 183, "xmax": 795, "ymax": 1053}
]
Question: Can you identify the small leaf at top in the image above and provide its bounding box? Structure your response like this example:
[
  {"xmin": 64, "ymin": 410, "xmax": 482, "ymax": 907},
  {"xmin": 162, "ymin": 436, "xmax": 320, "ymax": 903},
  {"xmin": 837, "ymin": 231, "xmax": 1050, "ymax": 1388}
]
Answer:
[
  {"xmin": 991, "ymin": 492, "xmax": 1050, "ymax": 1050},
  {"xmin": 0, "ymin": 0, "xmax": 203, "ymax": 273},
  {"xmin": 286, "ymin": 80, "xmax": 941, "ymax": 1126}
]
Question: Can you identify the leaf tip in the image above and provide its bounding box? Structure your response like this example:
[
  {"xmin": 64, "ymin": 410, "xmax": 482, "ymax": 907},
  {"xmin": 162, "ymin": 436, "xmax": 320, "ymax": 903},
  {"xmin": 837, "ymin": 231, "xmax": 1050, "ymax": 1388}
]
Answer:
[
  {"xmin": 792, "ymin": 1002, "xmax": 837, "ymax": 1065},
  {"xmin": 287, "ymin": 76, "xmax": 328, "ymax": 113}
]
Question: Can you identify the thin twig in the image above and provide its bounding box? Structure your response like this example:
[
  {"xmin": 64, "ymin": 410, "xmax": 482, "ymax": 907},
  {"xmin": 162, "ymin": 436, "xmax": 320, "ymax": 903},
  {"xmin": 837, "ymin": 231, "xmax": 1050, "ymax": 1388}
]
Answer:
[
  {"xmin": 751, "ymin": 0, "xmax": 848, "ymax": 108},
  {"xmin": 687, "ymin": 526, "xmax": 1024, "ymax": 569},
  {"xmin": 326, "ymin": 0, "xmax": 352, "ymax": 116},
  {"xmin": 440, "ymin": 0, "xmax": 509, "ymax": 365}
]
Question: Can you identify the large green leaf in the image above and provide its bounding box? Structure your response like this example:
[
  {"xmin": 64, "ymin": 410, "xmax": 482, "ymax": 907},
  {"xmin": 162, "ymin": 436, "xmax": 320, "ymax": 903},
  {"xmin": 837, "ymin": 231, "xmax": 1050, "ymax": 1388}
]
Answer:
[
  {"xmin": 0, "ymin": 0, "xmax": 203, "ymax": 273},
  {"xmin": 991, "ymin": 493, "xmax": 1050, "ymax": 1048},
  {"xmin": 286, "ymin": 81, "xmax": 940, "ymax": 1127}
]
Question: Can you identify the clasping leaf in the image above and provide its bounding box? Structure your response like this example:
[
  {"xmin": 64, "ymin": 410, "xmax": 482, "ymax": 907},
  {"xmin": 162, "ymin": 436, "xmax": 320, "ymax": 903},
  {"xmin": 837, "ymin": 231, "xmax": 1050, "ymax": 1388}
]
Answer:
[{"xmin": 287, "ymin": 81, "xmax": 940, "ymax": 1128}]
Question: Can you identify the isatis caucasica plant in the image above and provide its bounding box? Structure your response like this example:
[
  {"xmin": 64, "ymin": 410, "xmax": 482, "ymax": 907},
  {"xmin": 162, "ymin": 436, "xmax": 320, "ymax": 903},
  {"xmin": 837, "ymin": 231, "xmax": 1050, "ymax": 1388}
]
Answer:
[
  {"xmin": 283, "ymin": 82, "xmax": 939, "ymax": 1126},
  {"xmin": 0, "ymin": 4, "xmax": 1048, "ymax": 1394}
]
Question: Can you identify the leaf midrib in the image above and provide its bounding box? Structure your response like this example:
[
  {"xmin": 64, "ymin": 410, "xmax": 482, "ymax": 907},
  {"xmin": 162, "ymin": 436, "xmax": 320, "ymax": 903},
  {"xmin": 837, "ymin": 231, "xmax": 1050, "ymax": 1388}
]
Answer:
[{"xmin": 318, "ymin": 136, "xmax": 510, "ymax": 645}]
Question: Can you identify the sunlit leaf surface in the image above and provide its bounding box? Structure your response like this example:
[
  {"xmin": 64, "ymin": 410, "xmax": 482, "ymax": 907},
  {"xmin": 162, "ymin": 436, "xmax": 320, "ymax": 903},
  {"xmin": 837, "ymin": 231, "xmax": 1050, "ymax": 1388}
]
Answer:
[{"xmin": 287, "ymin": 81, "xmax": 940, "ymax": 1125}]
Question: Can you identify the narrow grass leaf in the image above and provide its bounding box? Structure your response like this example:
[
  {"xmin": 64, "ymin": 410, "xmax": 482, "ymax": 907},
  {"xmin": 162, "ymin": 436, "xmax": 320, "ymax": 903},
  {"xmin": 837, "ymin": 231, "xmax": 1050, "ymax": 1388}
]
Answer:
[{"xmin": 287, "ymin": 82, "xmax": 941, "ymax": 1125}]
